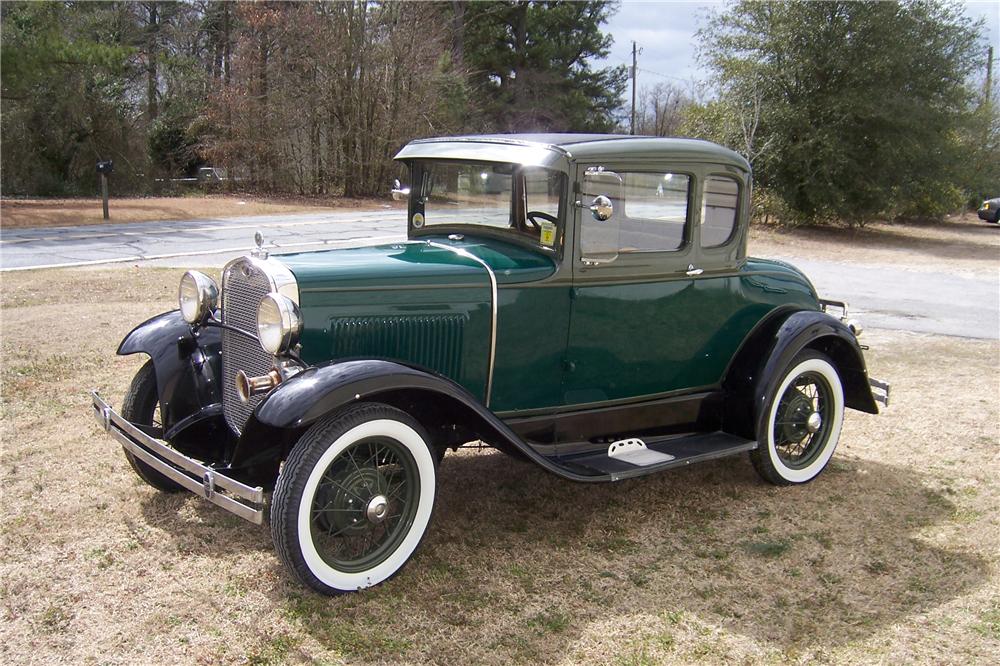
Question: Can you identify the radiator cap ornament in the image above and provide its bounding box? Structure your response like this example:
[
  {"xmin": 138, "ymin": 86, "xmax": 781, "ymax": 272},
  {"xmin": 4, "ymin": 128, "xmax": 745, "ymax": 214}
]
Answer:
[{"xmin": 252, "ymin": 230, "xmax": 268, "ymax": 259}]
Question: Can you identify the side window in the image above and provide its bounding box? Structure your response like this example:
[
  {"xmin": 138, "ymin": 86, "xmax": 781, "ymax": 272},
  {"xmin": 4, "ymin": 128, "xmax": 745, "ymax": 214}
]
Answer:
[
  {"xmin": 619, "ymin": 172, "xmax": 690, "ymax": 252},
  {"xmin": 701, "ymin": 176, "xmax": 740, "ymax": 248}
]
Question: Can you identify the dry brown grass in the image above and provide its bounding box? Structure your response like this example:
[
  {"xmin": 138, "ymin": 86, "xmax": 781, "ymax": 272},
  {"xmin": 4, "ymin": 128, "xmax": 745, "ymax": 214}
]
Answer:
[
  {"xmin": 749, "ymin": 212, "xmax": 1000, "ymax": 276},
  {"xmin": 0, "ymin": 196, "xmax": 394, "ymax": 229},
  {"xmin": 1, "ymin": 268, "xmax": 998, "ymax": 665}
]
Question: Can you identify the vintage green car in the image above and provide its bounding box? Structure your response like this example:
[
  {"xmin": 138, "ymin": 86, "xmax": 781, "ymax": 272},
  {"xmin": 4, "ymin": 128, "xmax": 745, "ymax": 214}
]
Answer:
[{"xmin": 92, "ymin": 134, "xmax": 890, "ymax": 595}]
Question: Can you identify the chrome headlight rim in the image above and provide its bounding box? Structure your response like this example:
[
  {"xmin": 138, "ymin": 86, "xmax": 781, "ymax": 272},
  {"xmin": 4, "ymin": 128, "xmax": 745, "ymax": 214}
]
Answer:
[
  {"xmin": 256, "ymin": 292, "xmax": 302, "ymax": 355},
  {"xmin": 178, "ymin": 271, "xmax": 219, "ymax": 325}
]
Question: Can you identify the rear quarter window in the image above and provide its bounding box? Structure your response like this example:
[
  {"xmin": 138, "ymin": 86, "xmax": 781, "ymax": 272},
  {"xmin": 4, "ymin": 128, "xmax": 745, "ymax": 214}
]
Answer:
[{"xmin": 701, "ymin": 176, "xmax": 740, "ymax": 248}]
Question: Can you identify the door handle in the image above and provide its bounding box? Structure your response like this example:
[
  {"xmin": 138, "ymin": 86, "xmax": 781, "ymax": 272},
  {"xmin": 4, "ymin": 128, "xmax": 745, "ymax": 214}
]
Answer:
[{"xmin": 686, "ymin": 264, "xmax": 704, "ymax": 276}]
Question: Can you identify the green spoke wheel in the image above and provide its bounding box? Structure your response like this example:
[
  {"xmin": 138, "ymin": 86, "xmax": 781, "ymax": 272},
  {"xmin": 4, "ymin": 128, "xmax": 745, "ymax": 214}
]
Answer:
[
  {"xmin": 309, "ymin": 437, "xmax": 420, "ymax": 573},
  {"xmin": 751, "ymin": 350, "xmax": 845, "ymax": 485},
  {"xmin": 772, "ymin": 371, "xmax": 833, "ymax": 470},
  {"xmin": 271, "ymin": 403, "xmax": 438, "ymax": 595}
]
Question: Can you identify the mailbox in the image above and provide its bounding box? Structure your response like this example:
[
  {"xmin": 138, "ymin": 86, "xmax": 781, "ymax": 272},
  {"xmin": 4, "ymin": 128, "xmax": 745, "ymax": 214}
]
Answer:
[{"xmin": 96, "ymin": 160, "xmax": 114, "ymax": 175}]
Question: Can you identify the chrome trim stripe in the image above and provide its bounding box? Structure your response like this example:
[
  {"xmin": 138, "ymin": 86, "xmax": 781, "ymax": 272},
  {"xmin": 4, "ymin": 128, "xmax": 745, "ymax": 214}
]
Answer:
[
  {"xmin": 424, "ymin": 241, "xmax": 498, "ymax": 407},
  {"xmin": 92, "ymin": 392, "xmax": 265, "ymax": 524}
]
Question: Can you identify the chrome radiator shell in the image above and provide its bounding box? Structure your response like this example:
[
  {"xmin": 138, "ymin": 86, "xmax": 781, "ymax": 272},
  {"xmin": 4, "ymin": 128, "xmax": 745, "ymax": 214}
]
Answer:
[{"xmin": 220, "ymin": 256, "xmax": 299, "ymax": 434}]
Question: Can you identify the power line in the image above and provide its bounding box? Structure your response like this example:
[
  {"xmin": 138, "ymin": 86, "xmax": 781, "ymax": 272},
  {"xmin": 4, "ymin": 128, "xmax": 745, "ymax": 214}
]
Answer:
[{"xmin": 636, "ymin": 67, "xmax": 692, "ymax": 83}]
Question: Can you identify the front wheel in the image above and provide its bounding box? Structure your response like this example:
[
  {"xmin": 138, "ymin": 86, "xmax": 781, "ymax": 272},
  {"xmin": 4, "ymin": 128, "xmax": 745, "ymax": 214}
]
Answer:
[
  {"xmin": 120, "ymin": 360, "xmax": 183, "ymax": 492},
  {"xmin": 270, "ymin": 403, "xmax": 437, "ymax": 594},
  {"xmin": 750, "ymin": 350, "xmax": 845, "ymax": 485}
]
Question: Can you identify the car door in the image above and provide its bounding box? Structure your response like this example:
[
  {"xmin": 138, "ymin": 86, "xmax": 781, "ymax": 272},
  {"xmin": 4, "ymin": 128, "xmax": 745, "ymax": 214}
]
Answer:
[
  {"xmin": 564, "ymin": 162, "xmax": 755, "ymax": 409},
  {"xmin": 564, "ymin": 162, "xmax": 700, "ymax": 406}
]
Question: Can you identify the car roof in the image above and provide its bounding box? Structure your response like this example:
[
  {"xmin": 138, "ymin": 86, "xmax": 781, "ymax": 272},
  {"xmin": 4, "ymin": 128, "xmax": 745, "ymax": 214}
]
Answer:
[{"xmin": 397, "ymin": 133, "xmax": 750, "ymax": 171}]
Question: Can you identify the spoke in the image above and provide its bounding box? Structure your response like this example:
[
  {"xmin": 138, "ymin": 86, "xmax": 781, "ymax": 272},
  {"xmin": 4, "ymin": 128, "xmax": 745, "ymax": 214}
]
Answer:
[
  {"xmin": 313, "ymin": 507, "xmax": 361, "ymax": 516},
  {"xmin": 323, "ymin": 477, "xmax": 366, "ymax": 504},
  {"xmin": 386, "ymin": 479, "xmax": 408, "ymax": 501},
  {"xmin": 345, "ymin": 447, "xmax": 372, "ymax": 494},
  {"xmin": 362, "ymin": 442, "xmax": 381, "ymax": 469},
  {"xmin": 326, "ymin": 517, "xmax": 363, "ymax": 538}
]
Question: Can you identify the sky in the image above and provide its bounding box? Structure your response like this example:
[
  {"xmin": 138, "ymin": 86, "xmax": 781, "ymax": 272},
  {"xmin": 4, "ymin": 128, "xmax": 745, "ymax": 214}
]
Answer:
[{"xmin": 600, "ymin": 0, "xmax": 1000, "ymax": 95}]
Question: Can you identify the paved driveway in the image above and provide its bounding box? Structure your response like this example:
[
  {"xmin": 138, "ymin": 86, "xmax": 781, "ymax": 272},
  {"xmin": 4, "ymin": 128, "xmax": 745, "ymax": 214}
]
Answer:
[{"xmin": 2, "ymin": 212, "xmax": 996, "ymax": 339}]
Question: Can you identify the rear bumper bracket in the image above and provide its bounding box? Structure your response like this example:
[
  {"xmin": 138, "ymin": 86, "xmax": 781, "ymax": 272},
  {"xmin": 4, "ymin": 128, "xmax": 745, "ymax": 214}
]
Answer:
[{"xmin": 869, "ymin": 377, "xmax": 891, "ymax": 407}]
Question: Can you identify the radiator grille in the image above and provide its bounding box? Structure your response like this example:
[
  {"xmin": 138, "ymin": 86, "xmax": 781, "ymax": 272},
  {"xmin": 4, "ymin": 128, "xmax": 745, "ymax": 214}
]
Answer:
[
  {"xmin": 221, "ymin": 260, "xmax": 274, "ymax": 434},
  {"xmin": 330, "ymin": 315, "xmax": 466, "ymax": 379}
]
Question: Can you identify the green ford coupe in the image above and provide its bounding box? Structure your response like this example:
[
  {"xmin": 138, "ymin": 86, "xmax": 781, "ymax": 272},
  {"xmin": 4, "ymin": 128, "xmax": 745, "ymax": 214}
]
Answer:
[{"xmin": 92, "ymin": 134, "xmax": 890, "ymax": 594}]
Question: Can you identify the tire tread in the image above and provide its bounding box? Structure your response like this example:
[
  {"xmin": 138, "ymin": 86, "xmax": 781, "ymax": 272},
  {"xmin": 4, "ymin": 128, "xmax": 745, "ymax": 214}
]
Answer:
[{"xmin": 120, "ymin": 360, "xmax": 183, "ymax": 492}]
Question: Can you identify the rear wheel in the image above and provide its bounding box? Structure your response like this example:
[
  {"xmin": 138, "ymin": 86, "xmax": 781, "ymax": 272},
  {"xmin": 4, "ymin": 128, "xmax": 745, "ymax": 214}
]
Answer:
[
  {"xmin": 120, "ymin": 360, "xmax": 182, "ymax": 492},
  {"xmin": 750, "ymin": 350, "xmax": 845, "ymax": 485},
  {"xmin": 271, "ymin": 403, "xmax": 437, "ymax": 594}
]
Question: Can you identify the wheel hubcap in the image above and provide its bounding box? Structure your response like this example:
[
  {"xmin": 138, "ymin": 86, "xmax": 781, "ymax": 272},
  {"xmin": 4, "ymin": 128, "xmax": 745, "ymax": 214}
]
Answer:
[
  {"xmin": 806, "ymin": 411, "xmax": 823, "ymax": 433},
  {"xmin": 365, "ymin": 495, "xmax": 389, "ymax": 523}
]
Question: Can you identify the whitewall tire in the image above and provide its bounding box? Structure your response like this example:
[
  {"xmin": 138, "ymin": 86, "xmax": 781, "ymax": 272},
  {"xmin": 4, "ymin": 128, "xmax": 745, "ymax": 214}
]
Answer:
[
  {"xmin": 750, "ymin": 350, "xmax": 845, "ymax": 485},
  {"xmin": 271, "ymin": 403, "xmax": 437, "ymax": 595}
]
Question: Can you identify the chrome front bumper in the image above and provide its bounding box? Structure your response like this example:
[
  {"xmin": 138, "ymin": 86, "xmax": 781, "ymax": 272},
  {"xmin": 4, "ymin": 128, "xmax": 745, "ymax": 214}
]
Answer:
[{"xmin": 91, "ymin": 391, "xmax": 264, "ymax": 524}]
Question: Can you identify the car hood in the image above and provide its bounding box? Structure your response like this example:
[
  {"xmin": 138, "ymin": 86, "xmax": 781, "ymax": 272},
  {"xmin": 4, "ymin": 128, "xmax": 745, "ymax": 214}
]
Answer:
[{"xmin": 276, "ymin": 235, "xmax": 557, "ymax": 291}]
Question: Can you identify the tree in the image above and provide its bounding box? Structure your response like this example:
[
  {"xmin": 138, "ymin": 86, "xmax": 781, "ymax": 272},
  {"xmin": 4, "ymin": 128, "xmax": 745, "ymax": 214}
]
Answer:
[
  {"xmin": 697, "ymin": 1, "xmax": 989, "ymax": 224},
  {"xmin": 204, "ymin": 1, "xmax": 467, "ymax": 196},
  {"xmin": 634, "ymin": 82, "xmax": 692, "ymax": 137},
  {"xmin": 462, "ymin": 0, "xmax": 627, "ymax": 132},
  {"xmin": 1, "ymin": 2, "xmax": 142, "ymax": 195}
]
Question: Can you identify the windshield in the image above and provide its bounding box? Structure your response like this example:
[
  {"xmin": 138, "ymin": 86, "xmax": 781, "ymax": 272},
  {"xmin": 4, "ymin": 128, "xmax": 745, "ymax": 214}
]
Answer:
[{"xmin": 411, "ymin": 161, "xmax": 565, "ymax": 247}]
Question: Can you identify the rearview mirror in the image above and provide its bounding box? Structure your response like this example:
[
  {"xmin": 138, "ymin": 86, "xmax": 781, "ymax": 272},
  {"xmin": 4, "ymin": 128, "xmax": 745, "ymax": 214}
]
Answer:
[
  {"xmin": 589, "ymin": 195, "xmax": 613, "ymax": 221},
  {"xmin": 391, "ymin": 178, "xmax": 410, "ymax": 201}
]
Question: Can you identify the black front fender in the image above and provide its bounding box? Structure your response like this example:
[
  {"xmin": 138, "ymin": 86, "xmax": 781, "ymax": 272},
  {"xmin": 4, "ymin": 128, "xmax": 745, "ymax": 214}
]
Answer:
[
  {"xmin": 117, "ymin": 310, "xmax": 227, "ymax": 448},
  {"xmin": 231, "ymin": 359, "xmax": 546, "ymax": 476}
]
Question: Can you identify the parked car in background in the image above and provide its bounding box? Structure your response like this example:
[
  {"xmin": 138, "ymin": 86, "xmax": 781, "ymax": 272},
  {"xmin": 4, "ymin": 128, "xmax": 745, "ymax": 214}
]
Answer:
[
  {"xmin": 92, "ymin": 134, "xmax": 890, "ymax": 595},
  {"xmin": 978, "ymin": 197, "xmax": 1000, "ymax": 223}
]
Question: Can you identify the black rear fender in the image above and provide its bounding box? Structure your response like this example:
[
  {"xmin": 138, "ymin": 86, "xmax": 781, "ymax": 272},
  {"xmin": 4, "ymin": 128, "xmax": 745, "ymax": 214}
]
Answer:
[{"xmin": 723, "ymin": 309, "xmax": 879, "ymax": 439}]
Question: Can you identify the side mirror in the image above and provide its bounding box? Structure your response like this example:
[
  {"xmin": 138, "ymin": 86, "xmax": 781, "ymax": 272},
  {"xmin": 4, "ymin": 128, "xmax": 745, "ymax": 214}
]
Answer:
[
  {"xmin": 589, "ymin": 195, "xmax": 613, "ymax": 221},
  {"xmin": 391, "ymin": 178, "xmax": 410, "ymax": 201}
]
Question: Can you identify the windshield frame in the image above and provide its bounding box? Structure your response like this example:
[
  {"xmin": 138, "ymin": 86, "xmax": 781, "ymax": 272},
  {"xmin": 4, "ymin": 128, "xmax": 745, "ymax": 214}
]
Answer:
[{"xmin": 402, "ymin": 159, "xmax": 568, "ymax": 256}]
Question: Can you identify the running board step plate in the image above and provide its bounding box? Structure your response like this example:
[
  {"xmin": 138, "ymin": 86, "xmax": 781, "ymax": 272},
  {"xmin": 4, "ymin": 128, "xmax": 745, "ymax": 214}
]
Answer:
[
  {"xmin": 554, "ymin": 431, "xmax": 757, "ymax": 481},
  {"xmin": 607, "ymin": 438, "xmax": 676, "ymax": 466}
]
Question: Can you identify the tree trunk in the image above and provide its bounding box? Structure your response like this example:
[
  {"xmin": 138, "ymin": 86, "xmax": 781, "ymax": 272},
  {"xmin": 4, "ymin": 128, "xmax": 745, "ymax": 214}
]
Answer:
[
  {"xmin": 146, "ymin": 3, "xmax": 159, "ymax": 121},
  {"xmin": 451, "ymin": 1, "xmax": 465, "ymax": 68}
]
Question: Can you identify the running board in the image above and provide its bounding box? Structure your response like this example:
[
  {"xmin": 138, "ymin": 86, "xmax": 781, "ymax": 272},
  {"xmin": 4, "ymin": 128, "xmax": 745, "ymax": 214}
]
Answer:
[{"xmin": 547, "ymin": 432, "xmax": 757, "ymax": 482}]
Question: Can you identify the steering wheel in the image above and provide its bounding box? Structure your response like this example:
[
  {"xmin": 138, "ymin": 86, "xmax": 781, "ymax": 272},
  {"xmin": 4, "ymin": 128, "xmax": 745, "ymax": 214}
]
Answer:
[{"xmin": 526, "ymin": 211, "xmax": 558, "ymax": 229}]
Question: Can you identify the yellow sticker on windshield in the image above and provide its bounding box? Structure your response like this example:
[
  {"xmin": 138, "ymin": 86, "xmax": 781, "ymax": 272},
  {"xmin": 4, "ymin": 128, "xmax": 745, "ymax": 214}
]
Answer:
[{"xmin": 539, "ymin": 221, "xmax": 556, "ymax": 246}]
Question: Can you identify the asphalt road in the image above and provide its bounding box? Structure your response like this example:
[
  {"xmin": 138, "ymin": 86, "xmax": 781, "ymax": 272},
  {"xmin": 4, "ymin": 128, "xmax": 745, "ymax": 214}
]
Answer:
[{"xmin": 2, "ymin": 211, "xmax": 996, "ymax": 339}]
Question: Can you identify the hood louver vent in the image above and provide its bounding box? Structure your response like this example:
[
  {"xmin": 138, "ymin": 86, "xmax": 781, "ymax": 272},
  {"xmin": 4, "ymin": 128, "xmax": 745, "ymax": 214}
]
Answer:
[{"xmin": 329, "ymin": 314, "xmax": 467, "ymax": 379}]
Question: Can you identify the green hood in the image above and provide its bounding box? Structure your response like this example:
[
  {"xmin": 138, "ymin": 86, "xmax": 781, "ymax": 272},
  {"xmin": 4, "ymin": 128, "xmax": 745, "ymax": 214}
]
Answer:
[
  {"xmin": 277, "ymin": 236, "xmax": 556, "ymax": 291},
  {"xmin": 273, "ymin": 235, "xmax": 556, "ymax": 402}
]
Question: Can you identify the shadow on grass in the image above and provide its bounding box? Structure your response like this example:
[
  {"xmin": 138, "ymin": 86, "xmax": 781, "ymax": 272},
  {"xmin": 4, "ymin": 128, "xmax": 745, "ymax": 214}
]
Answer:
[{"xmin": 139, "ymin": 447, "xmax": 987, "ymax": 662}]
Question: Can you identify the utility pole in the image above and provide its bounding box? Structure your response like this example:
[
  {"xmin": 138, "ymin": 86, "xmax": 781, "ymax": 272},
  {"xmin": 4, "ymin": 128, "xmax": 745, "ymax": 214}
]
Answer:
[
  {"xmin": 630, "ymin": 41, "xmax": 638, "ymax": 135},
  {"xmin": 987, "ymin": 45, "xmax": 993, "ymax": 105}
]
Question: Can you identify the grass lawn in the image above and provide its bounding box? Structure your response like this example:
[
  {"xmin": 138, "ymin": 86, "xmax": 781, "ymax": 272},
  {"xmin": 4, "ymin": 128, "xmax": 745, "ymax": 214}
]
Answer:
[{"xmin": 1, "ymin": 248, "xmax": 998, "ymax": 663}]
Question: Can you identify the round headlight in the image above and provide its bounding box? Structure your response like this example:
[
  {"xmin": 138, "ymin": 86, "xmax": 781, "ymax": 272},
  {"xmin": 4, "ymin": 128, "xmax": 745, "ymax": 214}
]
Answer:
[
  {"xmin": 257, "ymin": 293, "xmax": 302, "ymax": 355},
  {"xmin": 178, "ymin": 271, "xmax": 219, "ymax": 324}
]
